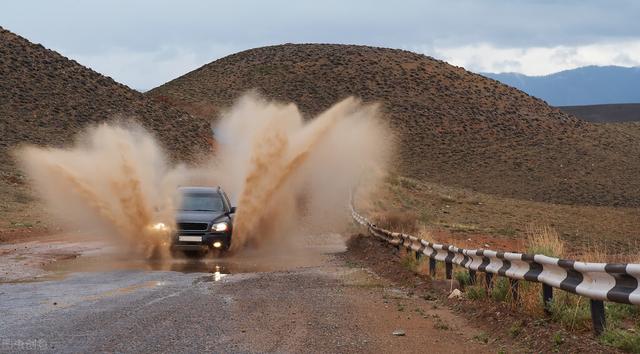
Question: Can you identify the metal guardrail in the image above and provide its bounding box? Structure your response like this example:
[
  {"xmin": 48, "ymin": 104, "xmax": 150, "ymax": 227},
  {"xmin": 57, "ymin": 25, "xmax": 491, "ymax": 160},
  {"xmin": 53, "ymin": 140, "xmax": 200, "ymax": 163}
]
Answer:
[{"xmin": 351, "ymin": 205, "xmax": 640, "ymax": 334}]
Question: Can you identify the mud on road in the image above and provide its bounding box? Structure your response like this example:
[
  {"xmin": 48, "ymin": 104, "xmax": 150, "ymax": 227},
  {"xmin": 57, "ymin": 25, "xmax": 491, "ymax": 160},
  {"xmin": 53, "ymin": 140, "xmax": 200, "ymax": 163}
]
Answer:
[{"xmin": 0, "ymin": 233, "xmax": 497, "ymax": 353}]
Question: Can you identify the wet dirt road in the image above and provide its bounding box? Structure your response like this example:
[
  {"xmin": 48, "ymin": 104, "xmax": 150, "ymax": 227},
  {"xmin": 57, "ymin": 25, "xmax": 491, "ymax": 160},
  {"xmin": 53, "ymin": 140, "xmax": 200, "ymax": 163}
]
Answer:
[{"xmin": 0, "ymin": 235, "xmax": 491, "ymax": 353}]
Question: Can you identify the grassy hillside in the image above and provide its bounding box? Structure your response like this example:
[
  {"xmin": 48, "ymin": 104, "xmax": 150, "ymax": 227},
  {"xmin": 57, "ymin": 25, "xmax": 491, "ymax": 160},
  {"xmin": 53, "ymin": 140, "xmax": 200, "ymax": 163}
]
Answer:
[
  {"xmin": 149, "ymin": 44, "xmax": 640, "ymax": 207},
  {"xmin": 0, "ymin": 26, "xmax": 211, "ymax": 185}
]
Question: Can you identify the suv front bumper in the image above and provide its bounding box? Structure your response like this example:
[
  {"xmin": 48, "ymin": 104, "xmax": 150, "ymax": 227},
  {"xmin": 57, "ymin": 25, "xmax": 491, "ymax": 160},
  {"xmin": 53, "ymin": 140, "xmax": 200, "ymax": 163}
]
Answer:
[{"xmin": 171, "ymin": 232, "xmax": 231, "ymax": 251}]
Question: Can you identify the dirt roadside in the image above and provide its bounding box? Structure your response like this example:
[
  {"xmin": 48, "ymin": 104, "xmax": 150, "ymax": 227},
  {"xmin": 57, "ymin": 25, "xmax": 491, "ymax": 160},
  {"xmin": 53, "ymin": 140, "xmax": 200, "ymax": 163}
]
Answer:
[
  {"xmin": 342, "ymin": 233, "xmax": 620, "ymax": 353},
  {"xmin": 0, "ymin": 232, "xmax": 105, "ymax": 282}
]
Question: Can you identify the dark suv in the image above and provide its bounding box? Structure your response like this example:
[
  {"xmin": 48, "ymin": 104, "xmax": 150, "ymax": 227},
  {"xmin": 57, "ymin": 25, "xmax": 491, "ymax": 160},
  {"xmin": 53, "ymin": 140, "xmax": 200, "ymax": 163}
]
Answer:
[{"xmin": 171, "ymin": 186, "xmax": 235, "ymax": 254}]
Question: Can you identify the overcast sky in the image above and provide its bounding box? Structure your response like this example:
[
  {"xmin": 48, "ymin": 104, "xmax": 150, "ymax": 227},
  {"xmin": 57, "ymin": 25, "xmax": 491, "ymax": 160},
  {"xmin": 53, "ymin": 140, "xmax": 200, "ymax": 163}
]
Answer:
[{"xmin": 2, "ymin": 0, "xmax": 639, "ymax": 89}]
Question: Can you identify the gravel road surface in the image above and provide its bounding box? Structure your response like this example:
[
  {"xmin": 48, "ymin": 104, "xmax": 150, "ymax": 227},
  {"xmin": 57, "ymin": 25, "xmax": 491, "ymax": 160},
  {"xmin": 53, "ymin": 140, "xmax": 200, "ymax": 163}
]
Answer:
[{"xmin": 0, "ymin": 235, "xmax": 490, "ymax": 353}]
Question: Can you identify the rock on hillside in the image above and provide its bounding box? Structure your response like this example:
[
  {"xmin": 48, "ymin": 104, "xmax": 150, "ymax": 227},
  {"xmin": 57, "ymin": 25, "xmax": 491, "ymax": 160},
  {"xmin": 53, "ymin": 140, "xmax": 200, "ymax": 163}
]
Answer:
[{"xmin": 148, "ymin": 44, "xmax": 640, "ymax": 207}]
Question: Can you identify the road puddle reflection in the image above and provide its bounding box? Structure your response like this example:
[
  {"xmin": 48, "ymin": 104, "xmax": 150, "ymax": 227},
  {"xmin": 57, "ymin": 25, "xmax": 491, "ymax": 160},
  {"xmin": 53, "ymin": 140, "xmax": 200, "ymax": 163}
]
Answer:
[{"xmin": 38, "ymin": 233, "xmax": 348, "ymax": 281}]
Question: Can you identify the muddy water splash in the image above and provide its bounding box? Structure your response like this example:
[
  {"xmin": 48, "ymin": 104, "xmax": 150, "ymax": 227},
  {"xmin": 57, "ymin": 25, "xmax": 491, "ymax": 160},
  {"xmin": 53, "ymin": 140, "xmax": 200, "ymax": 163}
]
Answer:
[
  {"xmin": 17, "ymin": 94, "xmax": 392, "ymax": 256},
  {"xmin": 213, "ymin": 95, "xmax": 392, "ymax": 251},
  {"xmin": 18, "ymin": 124, "xmax": 175, "ymax": 258}
]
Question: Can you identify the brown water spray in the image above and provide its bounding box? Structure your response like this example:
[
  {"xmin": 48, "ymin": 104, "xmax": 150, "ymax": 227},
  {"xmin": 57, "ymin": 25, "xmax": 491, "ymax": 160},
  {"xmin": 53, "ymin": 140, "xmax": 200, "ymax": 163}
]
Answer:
[
  {"xmin": 17, "ymin": 123, "xmax": 175, "ymax": 258},
  {"xmin": 222, "ymin": 95, "xmax": 392, "ymax": 251},
  {"xmin": 17, "ymin": 93, "xmax": 392, "ymax": 257}
]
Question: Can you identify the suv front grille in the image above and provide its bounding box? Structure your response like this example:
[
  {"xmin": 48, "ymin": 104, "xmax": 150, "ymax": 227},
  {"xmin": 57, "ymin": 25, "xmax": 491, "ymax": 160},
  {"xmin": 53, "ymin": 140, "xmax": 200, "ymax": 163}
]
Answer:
[{"xmin": 177, "ymin": 222, "xmax": 209, "ymax": 231}]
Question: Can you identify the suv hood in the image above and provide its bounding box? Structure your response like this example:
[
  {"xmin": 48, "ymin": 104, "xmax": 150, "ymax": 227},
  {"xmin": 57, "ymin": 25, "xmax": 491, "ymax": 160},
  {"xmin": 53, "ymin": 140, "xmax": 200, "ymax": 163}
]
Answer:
[{"xmin": 175, "ymin": 210, "xmax": 226, "ymax": 223}]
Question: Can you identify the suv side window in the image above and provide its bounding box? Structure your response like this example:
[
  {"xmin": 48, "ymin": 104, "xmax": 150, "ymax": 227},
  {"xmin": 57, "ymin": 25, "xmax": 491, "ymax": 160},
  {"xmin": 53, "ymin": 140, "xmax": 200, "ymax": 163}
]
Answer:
[{"xmin": 219, "ymin": 190, "xmax": 232, "ymax": 212}]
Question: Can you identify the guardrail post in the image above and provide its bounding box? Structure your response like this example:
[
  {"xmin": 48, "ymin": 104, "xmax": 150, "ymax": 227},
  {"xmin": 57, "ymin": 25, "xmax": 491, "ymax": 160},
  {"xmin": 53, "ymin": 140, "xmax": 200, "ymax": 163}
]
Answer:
[
  {"xmin": 445, "ymin": 262, "xmax": 452, "ymax": 280},
  {"xmin": 509, "ymin": 279, "xmax": 519, "ymax": 301},
  {"xmin": 415, "ymin": 251, "xmax": 422, "ymax": 261},
  {"xmin": 469, "ymin": 270, "xmax": 477, "ymax": 285},
  {"xmin": 542, "ymin": 284, "xmax": 553, "ymax": 314},
  {"xmin": 429, "ymin": 257, "xmax": 436, "ymax": 277},
  {"xmin": 485, "ymin": 273, "xmax": 493, "ymax": 294},
  {"xmin": 590, "ymin": 300, "xmax": 606, "ymax": 335}
]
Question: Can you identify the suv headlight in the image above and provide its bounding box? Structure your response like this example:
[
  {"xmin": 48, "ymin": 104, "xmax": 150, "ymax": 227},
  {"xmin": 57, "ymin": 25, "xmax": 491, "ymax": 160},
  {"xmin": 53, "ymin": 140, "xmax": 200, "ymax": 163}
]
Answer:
[
  {"xmin": 151, "ymin": 222, "xmax": 169, "ymax": 231},
  {"xmin": 211, "ymin": 222, "xmax": 228, "ymax": 232}
]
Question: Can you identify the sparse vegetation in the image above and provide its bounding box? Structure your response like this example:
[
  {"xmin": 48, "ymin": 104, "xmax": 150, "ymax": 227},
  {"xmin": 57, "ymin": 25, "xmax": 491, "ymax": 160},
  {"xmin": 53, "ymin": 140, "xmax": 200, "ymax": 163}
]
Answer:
[
  {"xmin": 509, "ymin": 320, "xmax": 523, "ymax": 338},
  {"xmin": 454, "ymin": 270, "xmax": 471, "ymax": 289},
  {"xmin": 548, "ymin": 293, "xmax": 592, "ymax": 331},
  {"xmin": 601, "ymin": 328, "xmax": 640, "ymax": 353},
  {"xmin": 373, "ymin": 211, "xmax": 419, "ymax": 234},
  {"xmin": 553, "ymin": 331, "xmax": 564, "ymax": 346},
  {"xmin": 369, "ymin": 175, "xmax": 640, "ymax": 256},
  {"xmin": 496, "ymin": 226, "xmax": 517, "ymax": 237},
  {"xmin": 490, "ymin": 278, "xmax": 512, "ymax": 302},
  {"xmin": 431, "ymin": 314, "xmax": 450, "ymax": 330},
  {"xmin": 400, "ymin": 254, "xmax": 418, "ymax": 271},
  {"xmin": 9, "ymin": 221, "xmax": 35, "ymax": 228},
  {"xmin": 525, "ymin": 224, "xmax": 565, "ymax": 257},
  {"xmin": 465, "ymin": 285, "xmax": 486, "ymax": 301},
  {"xmin": 472, "ymin": 332, "xmax": 489, "ymax": 344}
]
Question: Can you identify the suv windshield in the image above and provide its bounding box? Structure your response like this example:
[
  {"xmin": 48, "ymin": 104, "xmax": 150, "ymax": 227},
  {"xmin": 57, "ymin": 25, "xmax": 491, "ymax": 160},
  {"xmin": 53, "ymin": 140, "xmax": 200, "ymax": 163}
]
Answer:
[{"xmin": 179, "ymin": 193, "xmax": 224, "ymax": 212}]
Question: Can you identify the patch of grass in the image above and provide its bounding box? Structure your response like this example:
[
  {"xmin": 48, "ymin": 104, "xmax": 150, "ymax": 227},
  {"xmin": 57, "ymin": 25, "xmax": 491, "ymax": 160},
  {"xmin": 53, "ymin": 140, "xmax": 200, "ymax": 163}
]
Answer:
[
  {"xmin": 397, "ymin": 176, "xmax": 418, "ymax": 190},
  {"xmin": 473, "ymin": 332, "xmax": 489, "ymax": 344},
  {"xmin": 344, "ymin": 260, "xmax": 359, "ymax": 268},
  {"xmin": 496, "ymin": 226, "xmax": 517, "ymax": 237},
  {"xmin": 607, "ymin": 303, "xmax": 640, "ymax": 326},
  {"xmin": 12, "ymin": 189, "xmax": 34, "ymax": 204},
  {"xmin": 447, "ymin": 223, "xmax": 480, "ymax": 233},
  {"xmin": 509, "ymin": 320, "xmax": 523, "ymax": 338},
  {"xmin": 466, "ymin": 285, "xmax": 486, "ymax": 300},
  {"xmin": 548, "ymin": 293, "xmax": 591, "ymax": 331},
  {"xmin": 454, "ymin": 270, "xmax": 471, "ymax": 288},
  {"xmin": 418, "ymin": 210, "xmax": 432, "ymax": 224},
  {"xmin": 526, "ymin": 224, "xmax": 565, "ymax": 257},
  {"xmin": 421, "ymin": 292, "xmax": 437, "ymax": 301},
  {"xmin": 553, "ymin": 331, "xmax": 564, "ymax": 346},
  {"xmin": 400, "ymin": 254, "xmax": 418, "ymax": 271},
  {"xmin": 9, "ymin": 220, "xmax": 34, "ymax": 228},
  {"xmin": 600, "ymin": 328, "xmax": 640, "ymax": 353},
  {"xmin": 491, "ymin": 278, "xmax": 511, "ymax": 302},
  {"xmin": 431, "ymin": 314, "xmax": 450, "ymax": 330},
  {"xmin": 373, "ymin": 211, "xmax": 419, "ymax": 234}
]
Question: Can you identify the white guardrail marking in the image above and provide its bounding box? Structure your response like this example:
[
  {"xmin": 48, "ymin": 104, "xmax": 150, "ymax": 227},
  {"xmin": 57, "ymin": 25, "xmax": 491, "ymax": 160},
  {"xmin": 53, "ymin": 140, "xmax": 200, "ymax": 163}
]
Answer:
[{"xmin": 350, "ymin": 204, "xmax": 640, "ymax": 306}]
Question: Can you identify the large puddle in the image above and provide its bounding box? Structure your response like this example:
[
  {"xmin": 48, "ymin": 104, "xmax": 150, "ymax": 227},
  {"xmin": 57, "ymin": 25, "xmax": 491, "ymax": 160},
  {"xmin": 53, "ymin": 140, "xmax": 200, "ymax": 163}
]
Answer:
[
  {"xmin": 42, "ymin": 233, "xmax": 348, "ymax": 279},
  {"xmin": 44, "ymin": 255, "xmax": 305, "ymax": 275}
]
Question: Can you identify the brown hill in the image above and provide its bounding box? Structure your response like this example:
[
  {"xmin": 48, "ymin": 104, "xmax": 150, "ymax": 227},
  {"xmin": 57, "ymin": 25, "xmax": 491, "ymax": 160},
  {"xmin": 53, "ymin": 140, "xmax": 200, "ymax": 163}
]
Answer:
[
  {"xmin": 0, "ymin": 26, "xmax": 210, "ymax": 184},
  {"xmin": 149, "ymin": 44, "xmax": 640, "ymax": 207}
]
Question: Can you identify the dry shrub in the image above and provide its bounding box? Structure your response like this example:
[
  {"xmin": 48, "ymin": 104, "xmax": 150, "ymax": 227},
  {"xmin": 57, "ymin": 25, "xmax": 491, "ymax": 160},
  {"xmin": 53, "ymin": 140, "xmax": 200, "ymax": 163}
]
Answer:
[
  {"xmin": 577, "ymin": 241, "xmax": 609, "ymax": 263},
  {"xmin": 525, "ymin": 224, "xmax": 565, "ymax": 258},
  {"xmin": 415, "ymin": 257, "xmax": 430, "ymax": 275},
  {"xmin": 416, "ymin": 225, "xmax": 435, "ymax": 243},
  {"xmin": 576, "ymin": 237, "xmax": 640, "ymax": 264},
  {"xmin": 372, "ymin": 211, "xmax": 419, "ymax": 234},
  {"xmin": 518, "ymin": 282, "xmax": 545, "ymax": 316},
  {"xmin": 518, "ymin": 224, "xmax": 566, "ymax": 316}
]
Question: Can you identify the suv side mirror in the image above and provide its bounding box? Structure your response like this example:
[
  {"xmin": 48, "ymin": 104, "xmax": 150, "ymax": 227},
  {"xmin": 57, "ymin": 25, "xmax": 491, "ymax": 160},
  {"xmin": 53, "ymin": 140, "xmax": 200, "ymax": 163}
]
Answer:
[{"xmin": 229, "ymin": 206, "xmax": 237, "ymax": 214}]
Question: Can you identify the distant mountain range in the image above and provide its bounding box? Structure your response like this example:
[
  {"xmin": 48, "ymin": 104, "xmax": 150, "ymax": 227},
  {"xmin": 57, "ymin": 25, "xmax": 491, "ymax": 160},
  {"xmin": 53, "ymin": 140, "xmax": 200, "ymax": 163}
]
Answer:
[
  {"xmin": 558, "ymin": 103, "xmax": 640, "ymax": 123},
  {"xmin": 483, "ymin": 66, "xmax": 640, "ymax": 106}
]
